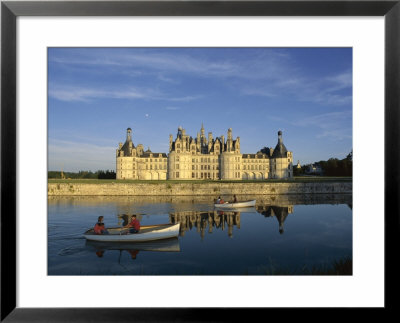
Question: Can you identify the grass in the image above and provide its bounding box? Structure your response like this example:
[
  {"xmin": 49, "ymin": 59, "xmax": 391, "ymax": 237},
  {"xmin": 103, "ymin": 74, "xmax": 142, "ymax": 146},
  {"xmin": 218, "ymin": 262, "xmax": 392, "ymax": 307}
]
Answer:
[
  {"xmin": 260, "ymin": 257, "xmax": 353, "ymax": 275},
  {"xmin": 48, "ymin": 177, "xmax": 352, "ymax": 184},
  {"xmin": 59, "ymin": 257, "xmax": 352, "ymax": 276}
]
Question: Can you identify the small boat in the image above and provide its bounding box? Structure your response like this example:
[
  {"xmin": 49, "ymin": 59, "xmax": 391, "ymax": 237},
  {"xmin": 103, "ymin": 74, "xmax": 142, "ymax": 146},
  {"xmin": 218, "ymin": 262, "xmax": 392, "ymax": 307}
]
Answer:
[
  {"xmin": 215, "ymin": 206, "xmax": 257, "ymax": 213},
  {"xmin": 84, "ymin": 223, "xmax": 180, "ymax": 242},
  {"xmin": 214, "ymin": 199, "xmax": 256, "ymax": 209}
]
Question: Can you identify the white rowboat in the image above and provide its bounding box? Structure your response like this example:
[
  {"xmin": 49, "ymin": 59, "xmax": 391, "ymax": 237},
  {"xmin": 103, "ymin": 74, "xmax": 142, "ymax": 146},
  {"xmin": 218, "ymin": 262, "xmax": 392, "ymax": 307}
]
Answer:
[
  {"xmin": 214, "ymin": 199, "xmax": 256, "ymax": 209},
  {"xmin": 84, "ymin": 223, "xmax": 180, "ymax": 242}
]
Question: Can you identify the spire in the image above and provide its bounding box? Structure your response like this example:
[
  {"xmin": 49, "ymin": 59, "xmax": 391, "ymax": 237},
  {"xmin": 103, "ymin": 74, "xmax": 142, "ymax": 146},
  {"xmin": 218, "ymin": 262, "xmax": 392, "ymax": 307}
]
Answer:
[
  {"xmin": 227, "ymin": 128, "xmax": 233, "ymax": 140},
  {"xmin": 126, "ymin": 128, "xmax": 132, "ymax": 142},
  {"xmin": 278, "ymin": 130, "xmax": 283, "ymax": 144}
]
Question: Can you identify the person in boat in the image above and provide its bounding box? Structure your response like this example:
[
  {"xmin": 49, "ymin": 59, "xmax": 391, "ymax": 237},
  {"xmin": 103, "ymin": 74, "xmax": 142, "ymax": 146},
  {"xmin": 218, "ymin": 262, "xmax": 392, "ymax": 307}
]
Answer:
[
  {"xmin": 233, "ymin": 195, "xmax": 238, "ymax": 203},
  {"xmin": 219, "ymin": 197, "xmax": 225, "ymax": 204},
  {"xmin": 94, "ymin": 216, "xmax": 109, "ymax": 235},
  {"xmin": 216, "ymin": 196, "xmax": 221, "ymax": 204},
  {"xmin": 128, "ymin": 250, "xmax": 139, "ymax": 260},
  {"xmin": 124, "ymin": 214, "xmax": 141, "ymax": 234}
]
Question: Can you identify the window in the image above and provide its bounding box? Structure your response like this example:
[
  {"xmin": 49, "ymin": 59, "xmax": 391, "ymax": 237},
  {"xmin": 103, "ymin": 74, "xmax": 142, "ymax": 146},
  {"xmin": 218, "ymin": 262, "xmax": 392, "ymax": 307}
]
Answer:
[
  {"xmin": 192, "ymin": 172, "xmax": 195, "ymax": 178},
  {"xmin": 176, "ymin": 172, "xmax": 179, "ymax": 178}
]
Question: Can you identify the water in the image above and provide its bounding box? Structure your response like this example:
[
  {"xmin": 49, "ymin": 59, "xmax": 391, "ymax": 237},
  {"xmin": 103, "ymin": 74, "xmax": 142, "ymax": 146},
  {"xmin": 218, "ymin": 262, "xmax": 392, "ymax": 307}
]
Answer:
[{"xmin": 48, "ymin": 194, "xmax": 352, "ymax": 275}]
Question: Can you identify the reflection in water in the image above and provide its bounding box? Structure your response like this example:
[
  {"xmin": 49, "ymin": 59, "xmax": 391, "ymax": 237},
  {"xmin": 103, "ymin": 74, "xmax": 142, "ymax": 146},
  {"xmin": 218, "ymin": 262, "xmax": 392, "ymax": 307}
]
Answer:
[
  {"xmin": 85, "ymin": 238, "xmax": 180, "ymax": 260},
  {"xmin": 169, "ymin": 204, "xmax": 294, "ymax": 238},
  {"xmin": 49, "ymin": 194, "xmax": 352, "ymax": 275},
  {"xmin": 48, "ymin": 193, "xmax": 352, "ymax": 209},
  {"xmin": 170, "ymin": 210, "xmax": 241, "ymax": 239},
  {"xmin": 257, "ymin": 205, "xmax": 293, "ymax": 234}
]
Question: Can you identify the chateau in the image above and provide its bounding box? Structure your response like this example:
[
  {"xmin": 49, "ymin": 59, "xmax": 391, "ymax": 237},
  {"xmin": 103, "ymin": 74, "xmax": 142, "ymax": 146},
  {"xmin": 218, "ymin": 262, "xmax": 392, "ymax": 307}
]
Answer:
[{"xmin": 116, "ymin": 125, "xmax": 293, "ymax": 180}]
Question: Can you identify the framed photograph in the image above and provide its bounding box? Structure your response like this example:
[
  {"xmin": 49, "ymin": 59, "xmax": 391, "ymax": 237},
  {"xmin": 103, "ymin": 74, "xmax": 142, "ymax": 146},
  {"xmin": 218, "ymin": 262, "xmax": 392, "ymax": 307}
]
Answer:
[{"xmin": 2, "ymin": 0, "xmax": 399, "ymax": 321}]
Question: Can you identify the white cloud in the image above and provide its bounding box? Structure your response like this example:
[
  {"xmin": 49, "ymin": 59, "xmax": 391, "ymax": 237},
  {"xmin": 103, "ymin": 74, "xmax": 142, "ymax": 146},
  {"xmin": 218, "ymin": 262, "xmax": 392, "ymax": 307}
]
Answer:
[
  {"xmin": 50, "ymin": 49, "xmax": 352, "ymax": 106},
  {"xmin": 293, "ymin": 111, "xmax": 352, "ymax": 141},
  {"xmin": 49, "ymin": 84, "xmax": 203, "ymax": 103},
  {"xmin": 49, "ymin": 85, "xmax": 160, "ymax": 102}
]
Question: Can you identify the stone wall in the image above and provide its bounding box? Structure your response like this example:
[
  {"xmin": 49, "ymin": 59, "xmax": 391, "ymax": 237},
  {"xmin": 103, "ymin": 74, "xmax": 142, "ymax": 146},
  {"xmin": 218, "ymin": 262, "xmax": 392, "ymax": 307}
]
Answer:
[{"xmin": 48, "ymin": 182, "xmax": 352, "ymax": 196}]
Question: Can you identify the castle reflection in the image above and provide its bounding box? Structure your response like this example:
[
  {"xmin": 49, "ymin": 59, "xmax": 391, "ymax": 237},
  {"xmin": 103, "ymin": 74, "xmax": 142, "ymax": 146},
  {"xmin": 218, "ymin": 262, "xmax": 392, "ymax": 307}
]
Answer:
[
  {"xmin": 170, "ymin": 210, "xmax": 241, "ymax": 239},
  {"xmin": 169, "ymin": 204, "xmax": 294, "ymax": 238},
  {"xmin": 113, "ymin": 202, "xmax": 295, "ymax": 240},
  {"xmin": 256, "ymin": 205, "xmax": 293, "ymax": 234}
]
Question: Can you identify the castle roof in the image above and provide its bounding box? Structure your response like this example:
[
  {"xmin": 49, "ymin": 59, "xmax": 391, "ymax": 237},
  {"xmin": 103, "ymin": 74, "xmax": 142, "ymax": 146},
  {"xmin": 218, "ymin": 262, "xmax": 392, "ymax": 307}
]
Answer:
[
  {"xmin": 141, "ymin": 152, "xmax": 167, "ymax": 158},
  {"xmin": 242, "ymin": 153, "xmax": 269, "ymax": 159},
  {"xmin": 120, "ymin": 139, "xmax": 134, "ymax": 156},
  {"xmin": 272, "ymin": 131, "xmax": 288, "ymax": 158}
]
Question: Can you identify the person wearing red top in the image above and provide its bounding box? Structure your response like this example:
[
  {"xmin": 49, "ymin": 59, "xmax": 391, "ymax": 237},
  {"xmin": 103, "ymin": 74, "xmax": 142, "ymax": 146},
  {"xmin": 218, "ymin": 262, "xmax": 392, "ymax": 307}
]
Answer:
[
  {"xmin": 93, "ymin": 216, "xmax": 108, "ymax": 235},
  {"xmin": 124, "ymin": 214, "xmax": 140, "ymax": 234},
  {"xmin": 128, "ymin": 250, "xmax": 139, "ymax": 260}
]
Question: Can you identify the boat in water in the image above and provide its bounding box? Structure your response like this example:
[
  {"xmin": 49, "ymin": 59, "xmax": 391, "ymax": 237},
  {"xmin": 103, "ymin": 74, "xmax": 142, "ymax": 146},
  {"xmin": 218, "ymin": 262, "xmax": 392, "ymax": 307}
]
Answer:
[
  {"xmin": 84, "ymin": 223, "xmax": 180, "ymax": 242},
  {"xmin": 214, "ymin": 199, "xmax": 256, "ymax": 209}
]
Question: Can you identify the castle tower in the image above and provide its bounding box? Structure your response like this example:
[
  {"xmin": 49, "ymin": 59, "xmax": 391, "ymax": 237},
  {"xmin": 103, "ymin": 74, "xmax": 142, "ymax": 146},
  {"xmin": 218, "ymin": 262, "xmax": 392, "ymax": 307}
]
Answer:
[
  {"xmin": 270, "ymin": 130, "xmax": 293, "ymax": 179},
  {"xmin": 116, "ymin": 127, "xmax": 136, "ymax": 179},
  {"xmin": 220, "ymin": 128, "xmax": 241, "ymax": 180}
]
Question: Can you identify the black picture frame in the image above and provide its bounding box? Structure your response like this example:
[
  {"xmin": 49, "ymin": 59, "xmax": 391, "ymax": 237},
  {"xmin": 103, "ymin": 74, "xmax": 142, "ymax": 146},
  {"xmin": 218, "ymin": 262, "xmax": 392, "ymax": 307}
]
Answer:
[{"xmin": 1, "ymin": 1, "xmax": 399, "ymax": 321}]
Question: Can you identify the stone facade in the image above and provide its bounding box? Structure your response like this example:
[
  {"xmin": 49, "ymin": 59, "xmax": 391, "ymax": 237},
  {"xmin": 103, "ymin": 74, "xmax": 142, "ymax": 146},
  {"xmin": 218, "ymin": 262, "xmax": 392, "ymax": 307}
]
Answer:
[
  {"xmin": 116, "ymin": 125, "xmax": 293, "ymax": 180},
  {"xmin": 47, "ymin": 182, "xmax": 352, "ymax": 196},
  {"xmin": 116, "ymin": 128, "xmax": 168, "ymax": 180}
]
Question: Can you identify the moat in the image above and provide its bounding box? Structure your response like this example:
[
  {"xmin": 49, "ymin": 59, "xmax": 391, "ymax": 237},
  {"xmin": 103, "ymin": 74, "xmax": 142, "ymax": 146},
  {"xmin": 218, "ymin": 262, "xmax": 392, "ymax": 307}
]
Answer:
[{"xmin": 48, "ymin": 194, "xmax": 352, "ymax": 275}]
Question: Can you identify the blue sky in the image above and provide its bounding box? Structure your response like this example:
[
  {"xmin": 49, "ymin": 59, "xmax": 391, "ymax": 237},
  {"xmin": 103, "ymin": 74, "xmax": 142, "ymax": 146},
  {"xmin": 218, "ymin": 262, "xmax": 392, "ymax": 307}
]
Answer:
[{"xmin": 48, "ymin": 47, "xmax": 352, "ymax": 172}]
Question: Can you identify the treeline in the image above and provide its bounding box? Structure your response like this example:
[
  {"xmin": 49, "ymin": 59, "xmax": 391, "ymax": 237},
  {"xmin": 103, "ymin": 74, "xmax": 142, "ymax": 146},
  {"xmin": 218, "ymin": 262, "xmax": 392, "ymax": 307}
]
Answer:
[
  {"xmin": 48, "ymin": 170, "xmax": 116, "ymax": 179},
  {"xmin": 295, "ymin": 151, "xmax": 352, "ymax": 177}
]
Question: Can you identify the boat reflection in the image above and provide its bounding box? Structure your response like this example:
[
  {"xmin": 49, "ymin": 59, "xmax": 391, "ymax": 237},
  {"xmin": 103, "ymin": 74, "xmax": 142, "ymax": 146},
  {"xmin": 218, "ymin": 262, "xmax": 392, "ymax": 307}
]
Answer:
[{"xmin": 85, "ymin": 237, "xmax": 180, "ymax": 260}]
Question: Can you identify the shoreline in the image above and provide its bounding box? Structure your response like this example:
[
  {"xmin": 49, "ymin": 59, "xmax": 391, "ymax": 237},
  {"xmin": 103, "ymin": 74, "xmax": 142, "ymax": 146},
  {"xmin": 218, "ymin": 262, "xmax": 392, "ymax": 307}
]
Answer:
[{"xmin": 48, "ymin": 180, "xmax": 352, "ymax": 196}]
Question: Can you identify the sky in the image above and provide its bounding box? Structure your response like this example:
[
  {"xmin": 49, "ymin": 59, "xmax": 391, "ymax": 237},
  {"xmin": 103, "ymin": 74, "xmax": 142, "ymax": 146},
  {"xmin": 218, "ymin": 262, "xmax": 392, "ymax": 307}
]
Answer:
[{"xmin": 48, "ymin": 47, "xmax": 352, "ymax": 172}]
